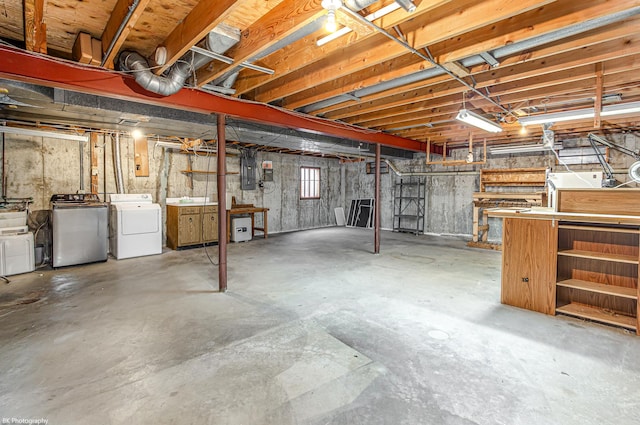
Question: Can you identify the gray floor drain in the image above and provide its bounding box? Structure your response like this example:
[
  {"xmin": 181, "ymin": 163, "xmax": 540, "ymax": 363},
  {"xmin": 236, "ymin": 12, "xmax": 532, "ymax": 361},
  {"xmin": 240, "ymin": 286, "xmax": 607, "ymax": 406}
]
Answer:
[{"xmin": 428, "ymin": 330, "xmax": 450, "ymax": 340}]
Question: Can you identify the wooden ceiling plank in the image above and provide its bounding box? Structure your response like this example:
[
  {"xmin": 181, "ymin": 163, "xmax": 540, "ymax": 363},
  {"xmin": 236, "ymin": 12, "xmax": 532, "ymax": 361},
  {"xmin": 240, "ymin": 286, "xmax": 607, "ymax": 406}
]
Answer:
[
  {"xmin": 101, "ymin": 0, "xmax": 153, "ymax": 69},
  {"xmin": 195, "ymin": 0, "xmax": 326, "ymax": 87},
  {"xmin": 155, "ymin": 0, "xmax": 242, "ymax": 75},
  {"xmin": 293, "ymin": 7, "xmax": 640, "ymax": 114},
  {"xmin": 24, "ymin": 0, "xmax": 47, "ymax": 53},
  {"xmin": 232, "ymin": 0, "xmax": 453, "ymax": 96},
  {"xmin": 252, "ymin": 0, "xmax": 555, "ymax": 103}
]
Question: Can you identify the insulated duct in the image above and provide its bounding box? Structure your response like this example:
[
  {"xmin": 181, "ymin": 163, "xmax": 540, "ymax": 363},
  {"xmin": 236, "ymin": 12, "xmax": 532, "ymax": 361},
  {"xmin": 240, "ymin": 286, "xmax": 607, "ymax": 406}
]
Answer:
[{"xmin": 119, "ymin": 24, "xmax": 240, "ymax": 96}]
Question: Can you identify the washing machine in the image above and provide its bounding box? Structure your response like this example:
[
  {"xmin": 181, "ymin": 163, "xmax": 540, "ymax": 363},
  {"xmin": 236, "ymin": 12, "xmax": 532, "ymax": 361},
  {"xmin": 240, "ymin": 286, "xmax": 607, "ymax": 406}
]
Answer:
[
  {"xmin": 50, "ymin": 193, "xmax": 109, "ymax": 267},
  {"xmin": 109, "ymin": 194, "xmax": 162, "ymax": 259}
]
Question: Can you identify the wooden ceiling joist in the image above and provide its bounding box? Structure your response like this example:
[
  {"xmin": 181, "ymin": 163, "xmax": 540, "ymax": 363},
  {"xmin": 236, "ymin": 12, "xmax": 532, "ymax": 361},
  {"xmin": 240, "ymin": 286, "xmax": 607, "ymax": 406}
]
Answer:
[
  {"xmin": 251, "ymin": 0, "xmax": 554, "ymax": 104},
  {"xmin": 195, "ymin": 0, "xmax": 327, "ymax": 87},
  {"xmin": 23, "ymin": 0, "xmax": 46, "ymax": 54},
  {"xmin": 232, "ymin": 0, "xmax": 453, "ymax": 96},
  {"xmin": 154, "ymin": 0, "xmax": 241, "ymax": 75},
  {"xmin": 281, "ymin": 1, "xmax": 640, "ymax": 111},
  {"xmin": 101, "ymin": 0, "xmax": 152, "ymax": 69}
]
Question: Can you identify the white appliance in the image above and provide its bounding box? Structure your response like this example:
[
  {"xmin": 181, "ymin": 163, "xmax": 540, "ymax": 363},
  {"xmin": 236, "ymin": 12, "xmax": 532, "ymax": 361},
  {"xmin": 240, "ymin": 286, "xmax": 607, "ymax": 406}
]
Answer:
[
  {"xmin": 109, "ymin": 194, "xmax": 162, "ymax": 259},
  {"xmin": 0, "ymin": 232, "xmax": 35, "ymax": 276},
  {"xmin": 231, "ymin": 217, "xmax": 252, "ymax": 242},
  {"xmin": 547, "ymin": 171, "xmax": 603, "ymax": 210}
]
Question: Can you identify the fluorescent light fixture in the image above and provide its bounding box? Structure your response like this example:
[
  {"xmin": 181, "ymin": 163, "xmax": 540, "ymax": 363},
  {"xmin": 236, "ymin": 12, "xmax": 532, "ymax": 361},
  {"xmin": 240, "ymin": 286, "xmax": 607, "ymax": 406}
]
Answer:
[
  {"xmin": 455, "ymin": 109, "xmax": 502, "ymax": 133},
  {"xmin": 489, "ymin": 143, "xmax": 551, "ymax": 155},
  {"xmin": 395, "ymin": 0, "xmax": 417, "ymax": 13},
  {"xmin": 490, "ymin": 138, "xmax": 560, "ymax": 155},
  {"xmin": 317, "ymin": 2, "xmax": 400, "ymax": 46},
  {"xmin": 0, "ymin": 125, "xmax": 89, "ymax": 142},
  {"xmin": 518, "ymin": 101, "xmax": 640, "ymax": 126}
]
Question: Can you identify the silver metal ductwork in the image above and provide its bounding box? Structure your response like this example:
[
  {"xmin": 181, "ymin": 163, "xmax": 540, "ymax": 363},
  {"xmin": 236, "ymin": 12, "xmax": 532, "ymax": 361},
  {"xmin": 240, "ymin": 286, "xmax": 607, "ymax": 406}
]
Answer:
[
  {"xmin": 120, "ymin": 51, "xmax": 192, "ymax": 96},
  {"xmin": 119, "ymin": 24, "xmax": 241, "ymax": 96}
]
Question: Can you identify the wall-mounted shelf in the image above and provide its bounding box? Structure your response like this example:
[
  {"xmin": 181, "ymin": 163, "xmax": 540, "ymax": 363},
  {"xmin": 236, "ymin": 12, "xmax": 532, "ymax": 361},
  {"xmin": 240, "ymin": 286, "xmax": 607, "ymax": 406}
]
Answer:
[{"xmin": 181, "ymin": 170, "xmax": 240, "ymax": 175}]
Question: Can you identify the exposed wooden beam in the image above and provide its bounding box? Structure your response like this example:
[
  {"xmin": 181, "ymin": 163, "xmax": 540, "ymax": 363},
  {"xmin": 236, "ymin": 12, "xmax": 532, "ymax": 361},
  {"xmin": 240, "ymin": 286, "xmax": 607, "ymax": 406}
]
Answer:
[
  {"xmin": 326, "ymin": 34, "xmax": 640, "ymax": 121},
  {"xmin": 290, "ymin": 2, "xmax": 640, "ymax": 113},
  {"xmin": 195, "ymin": 0, "xmax": 326, "ymax": 87},
  {"xmin": 232, "ymin": 0, "xmax": 453, "ymax": 96},
  {"xmin": 101, "ymin": 0, "xmax": 152, "ymax": 69},
  {"xmin": 251, "ymin": 0, "xmax": 554, "ymax": 103},
  {"xmin": 23, "ymin": 0, "xmax": 47, "ymax": 53},
  {"xmin": 155, "ymin": 0, "xmax": 240, "ymax": 75}
]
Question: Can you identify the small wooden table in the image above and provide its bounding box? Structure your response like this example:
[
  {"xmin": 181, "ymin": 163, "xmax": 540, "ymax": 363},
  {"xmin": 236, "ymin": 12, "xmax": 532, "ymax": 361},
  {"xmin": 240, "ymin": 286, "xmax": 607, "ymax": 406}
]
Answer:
[{"xmin": 226, "ymin": 206, "xmax": 269, "ymax": 242}]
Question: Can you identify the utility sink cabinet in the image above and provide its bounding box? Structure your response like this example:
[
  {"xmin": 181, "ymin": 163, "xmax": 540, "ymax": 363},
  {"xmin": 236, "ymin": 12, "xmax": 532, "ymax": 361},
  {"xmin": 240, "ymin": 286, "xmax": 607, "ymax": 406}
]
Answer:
[{"xmin": 166, "ymin": 204, "xmax": 218, "ymax": 249}]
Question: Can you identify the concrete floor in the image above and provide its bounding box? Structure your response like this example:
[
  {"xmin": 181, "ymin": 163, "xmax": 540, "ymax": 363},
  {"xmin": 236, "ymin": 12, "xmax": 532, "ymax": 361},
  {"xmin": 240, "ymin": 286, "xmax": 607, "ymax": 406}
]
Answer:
[{"xmin": 1, "ymin": 227, "xmax": 639, "ymax": 424}]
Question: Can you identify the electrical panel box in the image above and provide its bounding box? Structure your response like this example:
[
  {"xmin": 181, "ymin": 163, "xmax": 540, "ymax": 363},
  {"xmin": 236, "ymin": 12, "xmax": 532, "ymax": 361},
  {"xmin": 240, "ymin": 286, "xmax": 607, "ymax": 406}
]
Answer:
[
  {"xmin": 231, "ymin": 217, "xmax": 252, "ymax": 242},
  {"xmin": 241, "ymin": 150, "xmax": 257, "ymax": 190}
]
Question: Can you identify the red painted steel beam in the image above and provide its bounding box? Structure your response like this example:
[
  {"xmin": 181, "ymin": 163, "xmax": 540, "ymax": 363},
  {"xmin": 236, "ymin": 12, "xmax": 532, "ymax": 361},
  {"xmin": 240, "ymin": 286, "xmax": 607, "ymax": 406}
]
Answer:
[{"xmin": 0, "ymin": 46, "xmax": 427, "ymax": 153}]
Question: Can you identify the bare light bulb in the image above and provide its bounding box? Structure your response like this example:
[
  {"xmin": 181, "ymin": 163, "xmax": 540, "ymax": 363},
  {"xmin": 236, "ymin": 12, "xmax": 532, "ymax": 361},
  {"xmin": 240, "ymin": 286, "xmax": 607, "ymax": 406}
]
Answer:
[
  {"xmin": 131, "ymin": 129, "xmax": 143, "ymax": 139},
  {"xmin": 326, "ymin": 10, "xmax": 337, "ymax": 32},
  {"xmin": 519, "ymin": 125, "xmax": 528, "ymax": 135}
]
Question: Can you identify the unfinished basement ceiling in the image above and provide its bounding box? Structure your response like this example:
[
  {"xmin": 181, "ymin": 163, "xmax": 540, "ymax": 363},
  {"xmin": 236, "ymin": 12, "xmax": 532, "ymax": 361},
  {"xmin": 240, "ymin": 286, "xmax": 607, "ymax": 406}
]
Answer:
[{"xmin": 0, "ymin": 0, "xmax": 639, "ymax": 151}]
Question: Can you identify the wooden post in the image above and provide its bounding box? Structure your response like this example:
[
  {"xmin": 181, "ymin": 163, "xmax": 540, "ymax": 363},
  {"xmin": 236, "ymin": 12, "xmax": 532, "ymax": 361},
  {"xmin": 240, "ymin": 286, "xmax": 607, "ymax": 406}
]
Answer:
[
  {"xmin": 594, "ymin": 63, "xmax": 603, "ymax": 128},
  {"xmin": 134, "ymin": 136, "xmax": 149, "ymax": 177},
  {"xmin": 472, "ymin": 204, "xmax": 479, "ymax": 242}
]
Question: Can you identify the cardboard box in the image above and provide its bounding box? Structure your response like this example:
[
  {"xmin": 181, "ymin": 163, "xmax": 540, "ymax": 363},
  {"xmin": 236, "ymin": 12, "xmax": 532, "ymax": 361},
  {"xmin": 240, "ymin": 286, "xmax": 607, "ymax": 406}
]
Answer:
[{"xmin": 72, "ymin": 32, "xmax": 92, "ymax": 64}]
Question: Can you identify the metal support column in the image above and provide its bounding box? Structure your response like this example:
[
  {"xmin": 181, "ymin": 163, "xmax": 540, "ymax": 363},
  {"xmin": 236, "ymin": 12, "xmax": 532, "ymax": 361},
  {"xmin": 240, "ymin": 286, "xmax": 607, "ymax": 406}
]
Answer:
[
  {"xmin": 217, "ymin": 115, "xmax": 227, "ymax": 292},
  {"xmin": 374, "ymin": 143, "xmax": 381, "ymax": 254}
]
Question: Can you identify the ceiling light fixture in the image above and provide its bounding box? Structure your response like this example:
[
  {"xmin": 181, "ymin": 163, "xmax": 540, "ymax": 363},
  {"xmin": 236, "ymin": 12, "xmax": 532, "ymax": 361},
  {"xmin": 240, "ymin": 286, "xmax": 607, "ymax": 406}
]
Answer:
[
  {"xmin": 518, "ymin": 101, "xmax": 640, "ymax": 126},
  {"xmin": 489, "ymin": 143, "xmax": 552, "ymax": 155},
  {"xmin": 321, "ymin": 0, "xmax": 342, "ymax": 33},
  {"xmin": 456, "ymin": 109, "xmax": 502, "ymax": 133},
  {"xmin": 395, "ymin": 0, "xmax": 417, "ymax": 13},
  {"xmin": 0, "ymin": 125, "xmax": 89, "ymax": 142},
  {"xmin": 317, "ymin": 2, "xmax": 400, "ymax": 46}
]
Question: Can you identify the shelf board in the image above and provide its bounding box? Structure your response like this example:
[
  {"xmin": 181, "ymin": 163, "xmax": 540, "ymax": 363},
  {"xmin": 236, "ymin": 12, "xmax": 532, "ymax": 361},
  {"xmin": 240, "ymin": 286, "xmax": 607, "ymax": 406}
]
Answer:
[
  {"xmin": 395, "ymin": 227, "xmax": 423, "ymax": 233},
  {"xmin": 558, "ymin": 224, "xmax": 640, "ymax": 234},
  {"xmin": 557, "ymin": 279, "xmax": 637, "ymax": 299},
  {"xmin": 557, "ymin": 249, "xmax": 639, "ymax": 264},
  {"xmin": 556, "ymin": 303, "xmax": 637, "ymax": 331}
]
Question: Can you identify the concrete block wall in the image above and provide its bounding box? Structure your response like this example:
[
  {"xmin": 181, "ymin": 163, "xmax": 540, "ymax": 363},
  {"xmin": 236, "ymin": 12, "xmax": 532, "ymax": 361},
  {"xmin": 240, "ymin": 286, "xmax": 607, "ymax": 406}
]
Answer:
[
  {"xmin": 2, "ymin": 133, "xmax": 344, "ymax": 241},
  {"xmin": 346, "ymin": 133, "xmax": 640, "ymax": 242}
]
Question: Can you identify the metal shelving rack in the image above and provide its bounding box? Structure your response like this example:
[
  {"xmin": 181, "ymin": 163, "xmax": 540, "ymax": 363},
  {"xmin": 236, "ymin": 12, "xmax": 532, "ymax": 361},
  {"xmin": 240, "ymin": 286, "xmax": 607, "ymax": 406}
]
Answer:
[{"xmin": 393, "ymin": 176, "xmax": 426, "ymax": 235}]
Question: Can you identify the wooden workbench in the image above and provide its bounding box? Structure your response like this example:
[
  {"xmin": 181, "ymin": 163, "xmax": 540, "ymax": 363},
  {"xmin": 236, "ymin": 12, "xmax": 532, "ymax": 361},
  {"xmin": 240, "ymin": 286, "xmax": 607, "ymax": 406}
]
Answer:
[
  {"xmin": 469, "ymin": 168, "xmax": 548, "ymax": 249},
  {"xmin": 226, "ymin": 206, "xmax": 269, "ymax": 242}
]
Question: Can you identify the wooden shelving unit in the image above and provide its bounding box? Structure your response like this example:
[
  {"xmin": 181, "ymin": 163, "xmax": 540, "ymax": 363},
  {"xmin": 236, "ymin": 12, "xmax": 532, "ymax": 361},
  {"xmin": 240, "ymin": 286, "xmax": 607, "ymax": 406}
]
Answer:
[{"xmin": 555, "ymin": 223, "xmax": 639, "ymax": 332}]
